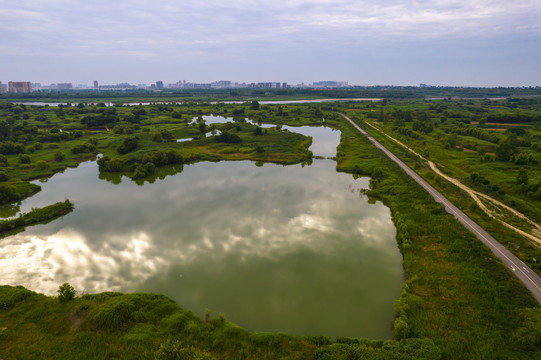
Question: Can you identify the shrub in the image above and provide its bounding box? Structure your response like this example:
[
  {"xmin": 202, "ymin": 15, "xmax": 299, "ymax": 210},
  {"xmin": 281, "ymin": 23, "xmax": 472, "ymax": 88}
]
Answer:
[
  {"xmin": 36, "ymin": 160, "xmax": 50, "ymax": 170},
  {"xmin": 18, "ymin": 153, "xmax": 31, "ymax": 164},
  {"xmin": 118, "ymin": 136, "xmax": 138, "ymax": 154},
  {"xmin": 54, "ymin": 151, "xmax": 66, "ymax": 162},
  {"xmin": 215, "ymin": 132, "xmax": 241, "ymax": 143}
]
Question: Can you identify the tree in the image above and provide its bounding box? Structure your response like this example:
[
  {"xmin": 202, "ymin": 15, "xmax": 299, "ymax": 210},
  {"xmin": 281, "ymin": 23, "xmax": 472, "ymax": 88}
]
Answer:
[
  {"xmin": 253, "ymin": 126, "xmax": 263, "ymax": 136},
  {"xmin": 36, "ymin": 160, "xmax": 50, "ymax": 170},
  {"xmin": 198, "ymin": 123, "xmax": 207, "ymax": 134},
  {"xmin": 496, "ymin": 142, "xmax": 512, "ymax": 161},
  {"xmin": 54, "ymin": 151, "xmax": 65, "ymax": 162},
  {"xmin": 516, "ymin": 169, "xmax": 529, "ymax": 185},
  {"xmin": 57, "ymin": 282, "xmax": 76, "ymax": 302},
  {"xmin": 215, "ymin": 132, "xmax": 241, "ymax": 143},
  {"xmin": 250, "ymin": 100, "xmax": 260, "ymax": 110},
  {"xmin": 18, "ymin": 153, "xmax": 31, "ymax": 164},
  {"xmin": 118, "ymin": 136, "xmax": 138, "ymax": 154},
  {"xmin": 446, "ymin": 134, "xmax": 458, "ymax": 149},
  {"xmin": 0, "ymin": 154, "xmax": 8, "ymax": 166}
]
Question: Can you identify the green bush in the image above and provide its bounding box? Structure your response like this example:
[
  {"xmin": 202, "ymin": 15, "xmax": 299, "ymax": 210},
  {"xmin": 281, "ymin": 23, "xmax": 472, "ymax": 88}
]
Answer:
[
  {"xmin": 36, "ymin": 160, "xmax": 50, "ymax": 170},
  {"xmin": 54, "ymin": 151, "xmax": 66, "ymax": 162},
  {"xmin": 18, "ymin": 153, "xmax": 31, "ymax": 164}
]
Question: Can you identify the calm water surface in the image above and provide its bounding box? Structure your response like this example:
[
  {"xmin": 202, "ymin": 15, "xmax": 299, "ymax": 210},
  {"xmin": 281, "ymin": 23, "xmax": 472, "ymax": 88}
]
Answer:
[{"xmin": 0, "ymin": 126, "xmax": 402, "ymax": 339}]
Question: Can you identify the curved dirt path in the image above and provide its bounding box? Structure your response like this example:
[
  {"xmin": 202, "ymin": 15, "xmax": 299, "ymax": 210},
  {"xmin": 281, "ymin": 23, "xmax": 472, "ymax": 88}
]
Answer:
[
  {"xmin": 362, "ymin": 119, "xmax": 541, "ymax": 245},
  {"xmin": 339, "ymin": 112, "xmax": 541, "ymax": 304}
]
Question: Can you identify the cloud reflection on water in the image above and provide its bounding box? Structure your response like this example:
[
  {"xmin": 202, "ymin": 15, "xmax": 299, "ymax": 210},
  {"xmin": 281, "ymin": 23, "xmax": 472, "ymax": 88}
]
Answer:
[
  {"xmin": 0, "ymin": 159, "xmax": 402, "ymax": 338},
  {"xmin": 1, "ymin": 161, "xmax": 398, "ymax": 294}
]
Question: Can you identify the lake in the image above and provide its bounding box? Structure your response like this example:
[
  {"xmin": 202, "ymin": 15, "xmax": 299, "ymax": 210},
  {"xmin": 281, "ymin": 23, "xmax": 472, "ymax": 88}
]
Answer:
[{"xmin": 0, "ymin": 125, "xmax": 402, "ymax": 339}]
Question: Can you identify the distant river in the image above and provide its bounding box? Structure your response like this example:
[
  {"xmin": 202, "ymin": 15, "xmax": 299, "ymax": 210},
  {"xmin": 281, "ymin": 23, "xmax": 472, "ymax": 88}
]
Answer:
[{"xmin": 0, "ymin": 125, "xmax": 402, "ymax": 339}]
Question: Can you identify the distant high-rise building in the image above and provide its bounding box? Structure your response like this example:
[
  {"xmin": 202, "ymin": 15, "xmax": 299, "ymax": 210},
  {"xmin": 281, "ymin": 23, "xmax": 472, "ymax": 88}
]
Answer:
[
  {"xmin": 8, "ymin": 81, "xmax": 32, "ymax": 93},
  {"xmin": 212, "ymin": 80, "xmax": 231, "ymax": 89},
  {"xmin": 0, "ymin": 81, "xmax": 6, "ymax": 93},
  {"xmin": 94, "ymin": 80, "xmax": 99, "ymax": 89},
  {"xmin": 156, "ymin": 81, "xmax": 164, "ymax": 90},
  {"xmin": 57, "ymin": 83, "xmax": 73, "ymax": 90}
]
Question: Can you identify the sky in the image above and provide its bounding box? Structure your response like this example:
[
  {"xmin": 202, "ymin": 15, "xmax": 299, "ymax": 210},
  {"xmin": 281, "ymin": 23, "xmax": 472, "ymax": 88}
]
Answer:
[{"xmin": 1, "ymin": 0, "xmax": 541, "ymax": 87}]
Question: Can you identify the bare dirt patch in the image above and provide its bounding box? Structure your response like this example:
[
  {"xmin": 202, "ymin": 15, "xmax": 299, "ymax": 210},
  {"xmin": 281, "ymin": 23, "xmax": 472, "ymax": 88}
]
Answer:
[{"xmin": 69, "ymin": 306, "xmax": 89, "ymax": 333}]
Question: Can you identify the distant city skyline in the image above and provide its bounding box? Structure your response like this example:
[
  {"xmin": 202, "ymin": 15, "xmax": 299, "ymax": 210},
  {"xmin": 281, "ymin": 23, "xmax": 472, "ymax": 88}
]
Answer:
[
  {"xmin": 2, "ymin": 79, "xmax": 352, "ymax": 91},
  {"xmin": 1, "ymin": 0, "xmax": 540, "ymax": 87}
]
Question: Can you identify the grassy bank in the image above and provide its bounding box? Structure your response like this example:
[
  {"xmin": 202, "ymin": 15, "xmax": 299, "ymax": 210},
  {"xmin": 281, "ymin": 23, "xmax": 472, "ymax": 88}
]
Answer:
[
  {"xmin": 0, "ymin": 199, "xmax": 74, "ymax": 235},
  {"xmin": 333, "ymin": 110, "xmax": 541, "ymax": 359},
  {"xmin": 0, "ymin": 285, "xmax": 441, "ymax": 359}
]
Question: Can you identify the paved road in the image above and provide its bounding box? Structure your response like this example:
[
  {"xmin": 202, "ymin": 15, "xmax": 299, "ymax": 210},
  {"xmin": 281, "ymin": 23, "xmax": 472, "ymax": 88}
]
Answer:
[{"xmin": 339, "ymin": 113, "xmax": 541, "ymax": 305}]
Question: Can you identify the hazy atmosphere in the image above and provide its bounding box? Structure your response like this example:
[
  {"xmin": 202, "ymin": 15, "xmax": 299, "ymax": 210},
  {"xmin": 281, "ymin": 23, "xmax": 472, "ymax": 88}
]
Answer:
[{"xmin": 1, "ymin": 0, "xmax": 541, "ymax": 86}]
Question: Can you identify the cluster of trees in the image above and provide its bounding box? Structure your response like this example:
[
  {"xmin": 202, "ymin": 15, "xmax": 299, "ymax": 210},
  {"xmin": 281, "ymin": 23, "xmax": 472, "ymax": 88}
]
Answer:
[
  {"xmin": 132, "ymin": 149, "xmax": 185, "ymax": 179},
  {"xmin": 118, "ymin": 136, "xmax": 139, "ymax": 154},
  {"xmin": 444, "ymin": 123, "xmax": 503, "ymax": 144},
  {"xmin": 495, "ymin": 133, "xmax": 538, "ymax": 164},
  {"xmin": 484, "ymin": 110, "xmax": 541, "ymax": 124},
  {"xmin": 98, "ymin": 149, "xmax": 184, "ymax": 180},
  {"xmin": 0, "ymin": 183, "xmax": 25, "ymax": 204},
  {"xmin": 152, "ymin": 129, "xmax": 174, "ymax": 142},
  {"xmin": 392, "ymin": 126, "xmax": 422, "ymax": 140},
  {"xmin": 0, "ymin": 141, "xmax": 25, "ymax": 155},
  {"xmin": 71, "ymin": 142, "xmax": 96, "ymax": 154},
  {"xmin": 411, "ymin": 120, "xmax": 433, "ymax": 134},
  {"xmin": 81, "ymin": 111, "xmax": 119, "ymax": 128},
  {"xmin": 515, "ymin": 169, "xmax": 541, "ymax": 200},
  {"xmin": 97, "ymin": 156, "xmax": 124, "ymax": 172},
  {"xmin": 468, "ymin": 173, "xmax": 506, "ymax": 196},
  {"xmin": 214, "ymin": 132, "xmax": 242, "ymax": 143}
]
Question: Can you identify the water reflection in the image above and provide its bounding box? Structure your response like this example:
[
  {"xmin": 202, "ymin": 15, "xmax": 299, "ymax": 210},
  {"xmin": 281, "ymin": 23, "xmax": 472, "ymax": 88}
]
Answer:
[
  {"xmin": 0, "ymin": 202, "xmax": 20, "ymax": 218},
  {"xmin": 98, "ymin": 164, "xmax": 185, "ymax": 186},
  {"xmin": 1, "ymin": 160, "xmax": 401, "ymax": 339}
]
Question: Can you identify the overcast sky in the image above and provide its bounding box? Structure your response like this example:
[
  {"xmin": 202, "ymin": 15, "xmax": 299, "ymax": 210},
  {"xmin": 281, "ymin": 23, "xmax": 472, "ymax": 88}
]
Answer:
[{"xmin": 1, "ymin": 0, "xmax": 540, "ymax": 86}]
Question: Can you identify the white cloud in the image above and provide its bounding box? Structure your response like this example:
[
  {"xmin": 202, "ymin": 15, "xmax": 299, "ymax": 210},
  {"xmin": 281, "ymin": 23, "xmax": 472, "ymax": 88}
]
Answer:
[
  {"xmin": 2, "ymin": 0, "xmax": 540, "ymax": 55},
  {"xmin": 0, "ymin": 0, "xmax": 539, "ymax": 84}
]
